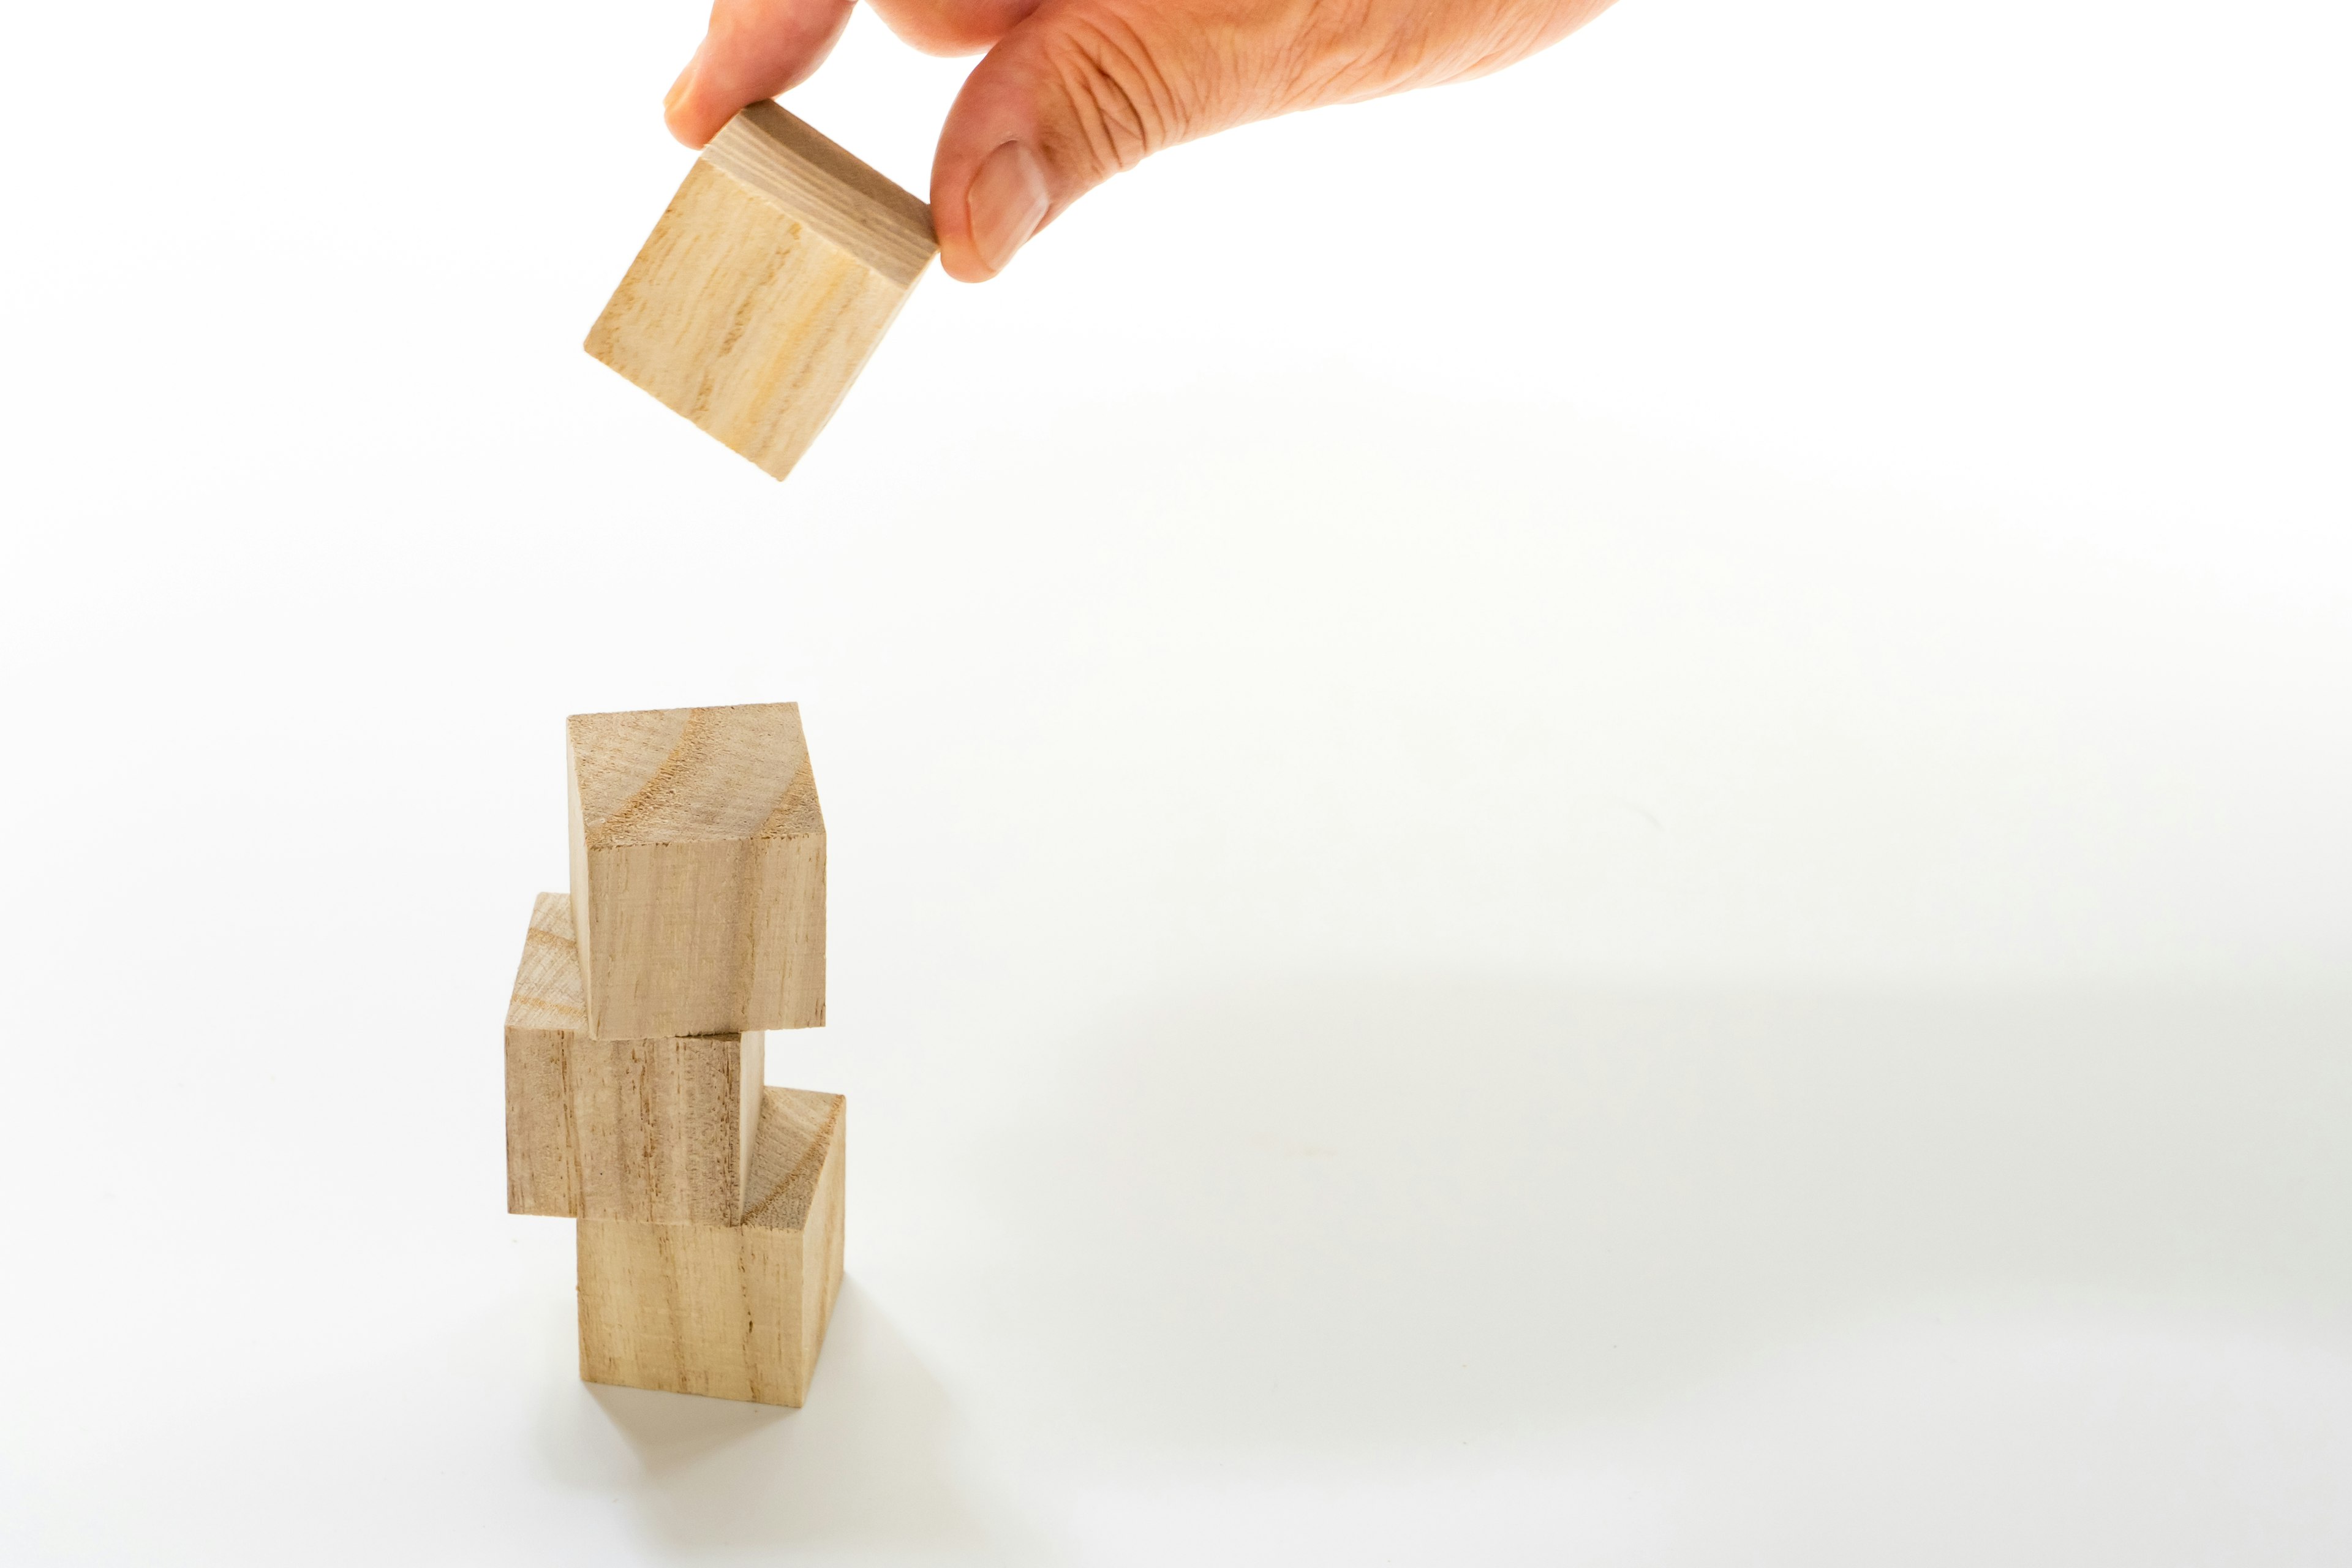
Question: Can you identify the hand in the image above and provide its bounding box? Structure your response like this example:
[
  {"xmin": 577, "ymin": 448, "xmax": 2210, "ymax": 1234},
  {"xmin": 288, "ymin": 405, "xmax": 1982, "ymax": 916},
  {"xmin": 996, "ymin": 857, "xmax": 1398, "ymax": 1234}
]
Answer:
[{"xmin": 663, "ymin": 0, "xmax": 1619, "ymax": 282}]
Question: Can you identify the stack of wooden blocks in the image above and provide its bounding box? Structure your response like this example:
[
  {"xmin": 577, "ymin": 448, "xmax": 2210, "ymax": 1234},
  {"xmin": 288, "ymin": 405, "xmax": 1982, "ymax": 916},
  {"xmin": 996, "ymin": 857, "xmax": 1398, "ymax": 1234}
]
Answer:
[
  {"xmin": 504, "ymin": 702, "xmax": 845, "ymax": 1406},
  {"xmin": 513, "ymin": 97, "xmax": 927, "ymax": 1401}
]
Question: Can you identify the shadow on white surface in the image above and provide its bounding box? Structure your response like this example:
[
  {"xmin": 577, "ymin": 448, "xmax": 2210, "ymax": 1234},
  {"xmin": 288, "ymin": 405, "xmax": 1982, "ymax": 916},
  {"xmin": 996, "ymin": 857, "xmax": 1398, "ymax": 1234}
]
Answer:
[
  {"xmin": 581, "ymin": 1384, "xmax": 790, "ymax": 1474},
  {"xmin": 3, "ymin": 984, "xmax": 2347, "ymax": 1567},
  {"xmin": 935, "ymin": 980, "xmax": 2352, "ymax": 1450},
  {"xmin": 542, "ymin": 1281, "xmax": 1008, "ymax": 1558},
  {"xmin": 901, "ymin": 979, "xmax": 2352, "ymax": 1562}
]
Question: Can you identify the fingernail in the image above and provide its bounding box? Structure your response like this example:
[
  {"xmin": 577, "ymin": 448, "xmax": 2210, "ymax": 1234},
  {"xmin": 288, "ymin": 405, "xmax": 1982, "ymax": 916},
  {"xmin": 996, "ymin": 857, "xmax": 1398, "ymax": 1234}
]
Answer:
[
  {"xmin": 663, "ymin": 44, "xmax": 703, "ymax": 116},
  {"xmin": 967, "ymin": 141, "xmax": 1051, "ymax": 276}
]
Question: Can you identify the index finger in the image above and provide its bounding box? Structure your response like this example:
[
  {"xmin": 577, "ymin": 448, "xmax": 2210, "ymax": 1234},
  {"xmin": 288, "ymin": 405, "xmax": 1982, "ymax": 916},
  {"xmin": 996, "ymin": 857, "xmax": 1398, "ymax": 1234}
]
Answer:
[{"xmin": 665, "ymin": 0, "xmax": 860, "ymax": 148}]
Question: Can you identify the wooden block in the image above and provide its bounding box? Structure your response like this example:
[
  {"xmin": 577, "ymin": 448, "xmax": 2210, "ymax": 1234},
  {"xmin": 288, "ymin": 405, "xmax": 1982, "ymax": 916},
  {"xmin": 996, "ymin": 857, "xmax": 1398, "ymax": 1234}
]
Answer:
[
  {"xmin": 567, "ymin": 702, "xmax": 825, "ymax": 1041},
  {"xmin": 584, "ymin": 100, "xmax": 936, "ymax": 480},
  {"xmin": 504, "ymin": 891, "xmax": 582, "ymax": 1218},
  {"xmin": 578, "ymin": 1087, "xmax": 847, "ymax": 1407},
  {"xmin": 504, "ymin": 892, "xmax": 766, "ymax": 1226}
]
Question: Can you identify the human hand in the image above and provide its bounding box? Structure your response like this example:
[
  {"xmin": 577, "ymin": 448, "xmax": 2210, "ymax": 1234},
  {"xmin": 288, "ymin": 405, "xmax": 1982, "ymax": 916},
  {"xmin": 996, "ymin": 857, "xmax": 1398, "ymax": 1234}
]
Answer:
[{"xmin": 662, "ymin": 0, "xmax": 1619, "ymax": 282}]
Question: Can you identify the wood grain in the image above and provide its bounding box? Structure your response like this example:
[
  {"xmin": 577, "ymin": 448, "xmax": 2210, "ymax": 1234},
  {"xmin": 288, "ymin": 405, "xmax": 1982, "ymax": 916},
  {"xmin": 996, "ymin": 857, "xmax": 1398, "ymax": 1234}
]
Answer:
[
  {"xmin": 578, "ymin": 1087, "xmax": 847, "ymax": 1407},
  {"xmin": 703, "ymin": 102, "xmax": 933, "ymax": 286},
  {"xmin": 503, "ymin": 892, "xmax": 766, "ymax": 1226},
  {"xmin": 584, "ymin": 102, "xmax": 935, "ymax": 480},
  {"xmin": 504, "ymin": 894, "xmax": 584, "ymax": 1218},
  {"xmin": 567, "ymin": 702, "xmax": 825, "ymax": 1041}
]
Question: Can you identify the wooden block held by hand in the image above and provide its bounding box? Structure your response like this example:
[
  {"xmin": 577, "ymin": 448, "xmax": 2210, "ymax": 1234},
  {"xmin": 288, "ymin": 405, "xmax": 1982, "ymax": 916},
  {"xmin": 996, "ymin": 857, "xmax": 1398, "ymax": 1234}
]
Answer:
[
  {"xmin": 584, "ymin": 100, "xmax": 935, "ymax": 480},
  {"xmin": 504, "ymin": 892, "xmax": 766, "ymax": 1226},
  {"xmin": 578, "ymin": 1087, "xmax": 847, "ymax": 1407},
  {"xmin": 567, "ymin": 702, "xmax": 825, "ymax": 1041}
]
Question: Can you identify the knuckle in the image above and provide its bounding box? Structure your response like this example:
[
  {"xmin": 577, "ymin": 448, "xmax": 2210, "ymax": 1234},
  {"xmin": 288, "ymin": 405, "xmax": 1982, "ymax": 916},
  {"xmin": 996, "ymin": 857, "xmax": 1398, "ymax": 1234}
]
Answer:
[{"xmin": 1035, "ymin": 7, "xmax": 1198, "ymax": 179}]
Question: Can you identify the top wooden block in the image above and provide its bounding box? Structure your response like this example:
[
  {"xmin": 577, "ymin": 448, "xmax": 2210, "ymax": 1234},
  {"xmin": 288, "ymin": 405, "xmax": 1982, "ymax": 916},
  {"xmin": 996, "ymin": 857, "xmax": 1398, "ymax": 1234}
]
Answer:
[
  {"xmin": 585, "ymin": 101, "xmax": 937, "ymax": 481},
  {"xmin": 568, "ymin": 702, "xmax": 826, "ymax": 1040}
]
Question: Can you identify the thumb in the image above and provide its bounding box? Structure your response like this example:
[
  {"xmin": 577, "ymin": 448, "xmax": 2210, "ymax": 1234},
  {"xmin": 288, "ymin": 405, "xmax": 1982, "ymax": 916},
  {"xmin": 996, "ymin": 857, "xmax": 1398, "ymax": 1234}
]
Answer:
[{"xmin": 929, "ymin": 0, "xmax": 1322, "ymax": 281}]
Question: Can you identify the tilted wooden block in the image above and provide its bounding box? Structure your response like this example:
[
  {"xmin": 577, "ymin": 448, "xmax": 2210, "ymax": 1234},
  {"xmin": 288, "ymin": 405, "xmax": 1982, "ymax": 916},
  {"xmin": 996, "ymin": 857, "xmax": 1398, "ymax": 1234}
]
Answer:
[
  {"xmin": 504, "ymin": 892, "xmax": 766, "ymax": 1226},
  {"xmin": 579, "ymin": 1087, "xmax": 846, "ymax": 1407},
  {"xmin": 567, "ymin": 702, "xmax": 825, "ymax": 1041},
  {"xmin": 584, "ymin": 100, "xmax": 935, "ymax": 480}
]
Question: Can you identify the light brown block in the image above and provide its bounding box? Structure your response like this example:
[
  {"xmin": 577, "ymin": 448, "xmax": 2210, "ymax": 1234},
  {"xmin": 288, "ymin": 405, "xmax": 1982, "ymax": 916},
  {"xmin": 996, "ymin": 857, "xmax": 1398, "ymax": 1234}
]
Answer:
[
  {"xmin": 584, "ymin": 100, "xmax": 936, "ymax": 480},
  {"xmin": 504, "ymin": 892, "xmax": 766, "ymax": 1225},
  {"xmin": 578, "ymin": 1087, "xmax": 846, "ymax": 1407},
  {"xmin": 567, "ymin": 702, "xmax": 825, "ymax": 1041},
  {"xmin": 505, "ymin": 891, "xmax": 584, "ymax": 1218}
]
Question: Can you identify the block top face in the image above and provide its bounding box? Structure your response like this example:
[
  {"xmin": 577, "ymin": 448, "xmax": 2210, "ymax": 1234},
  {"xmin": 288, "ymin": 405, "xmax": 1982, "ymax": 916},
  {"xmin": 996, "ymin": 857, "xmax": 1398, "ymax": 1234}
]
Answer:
[
  {"xmin": 699, "ymin": 100, "xmax": 936, "ymax": 289},
  {"xmin": 569, "ymin": 702, "xmax": 823, "ymax": 850},
  {"xmin": 507, "ymin": 892, "xmax": 587, "ymax": 1031},
  {"xmin": 742, "ymin": 1088, "xmax": 844, "ymax": 1233}
]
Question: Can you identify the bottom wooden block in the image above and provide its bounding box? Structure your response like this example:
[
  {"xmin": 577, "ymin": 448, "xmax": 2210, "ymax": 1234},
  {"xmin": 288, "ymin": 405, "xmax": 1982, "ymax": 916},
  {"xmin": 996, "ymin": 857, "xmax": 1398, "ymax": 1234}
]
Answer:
[{"xmin": 577, "ymin": 1086, "xmax": 845, "ymax": 1407}]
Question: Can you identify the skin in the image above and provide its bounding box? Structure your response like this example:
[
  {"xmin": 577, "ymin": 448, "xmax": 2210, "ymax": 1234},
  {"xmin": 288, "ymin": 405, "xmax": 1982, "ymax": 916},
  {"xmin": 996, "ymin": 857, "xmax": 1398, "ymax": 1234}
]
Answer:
[{"xmin": 664, "ymin": 0, "xmax": 1621, "ymax": 282}]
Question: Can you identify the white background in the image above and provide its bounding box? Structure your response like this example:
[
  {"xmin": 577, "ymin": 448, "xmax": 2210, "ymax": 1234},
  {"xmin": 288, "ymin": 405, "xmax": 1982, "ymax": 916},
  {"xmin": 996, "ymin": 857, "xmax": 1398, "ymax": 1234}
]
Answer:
[{"xmin": 4, "ymin": 0, "xmax": 2350, "ymax": 1560}]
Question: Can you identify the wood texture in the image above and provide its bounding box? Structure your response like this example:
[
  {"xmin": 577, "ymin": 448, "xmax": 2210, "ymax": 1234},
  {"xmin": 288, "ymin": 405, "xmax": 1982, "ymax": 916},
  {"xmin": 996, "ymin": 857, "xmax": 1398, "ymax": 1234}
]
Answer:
[
  {"xmin": 504, "ymin": 892, "xmax": 766, "ymax": 1225},
  {"xmin": 578, "ymin": 1087, "xmax": 847, "ymax": 1407},
  {"xmin": 567, "ymin": 703, "xmax": 826, "ymax": 1041},
  {"xmin": 584, "ymin": 101, "xmax": 936, "ymax": 480},
  {"xmin": 505, "ymin": 893, "xmax": 585, "ymax": 1218},
  {"xmin": 703, "ymin": 102, "xmax": 933, "ymax": 286}
]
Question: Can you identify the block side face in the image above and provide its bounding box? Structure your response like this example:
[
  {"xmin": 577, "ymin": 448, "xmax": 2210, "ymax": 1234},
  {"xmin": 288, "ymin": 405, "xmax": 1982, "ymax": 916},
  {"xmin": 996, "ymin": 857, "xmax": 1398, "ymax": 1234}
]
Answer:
[
  {"xmin": 747, "ymin": 1226, "xmax": 815, "ymax": 1406},
  {"xmin": 739, "ymin": 1031, "xmax": 767, "ymax": 1216},
  {"xmin": 568, "ymin": 735, "xmax": 600, "ymax": 1037},
  {"xmin": 797, "ymin": 1107, "xmax": 846, "ymax": 1393},
  {"xmin": 577, "ymin": 1222, "xmax": 749, "ymax": 1401},
  {"xmin": 577, "ymin": 1221, "xmax": 810, "ymax": 1407},
  {"xmin": 712, "ymin": 101, "xmax": 936, "ymax": 286},
  {"xmin": 579, "ymin": 839, "xmax": 752, "ymax": 1038},
  {"xmin": 575, "ymin": 834, "xmax": 823, "ymax": 1039},
  {"xmin": 732, "ymin": 269, "xmax": 915, "ymax": 481},
  {"xmin": 584, "ymin": 161, "xmax": 911, "ymax": 483},
  {"xmin": 570, "ymin": 703, "xmax": 817, "ymax": 846},
  {"xmin": 504, "ymin": 1025, "xmax": 578, "ymax": 1216},
  {"xmin": 745, "ymin": 834, "xmax": 826, "ymax": 1031},
  {"xmin": 685, "ymin": 1036, "xmax": 756, "ymax": 1223},
  {"xmin": 528, "ymin": 890, "xmax": 573, "ymax": 940},
  {"xmin": 567, "ymin": 1035, "xmax": 753, "ymax": 1224},
  {"xmin": 743, "ymin": 1087, "xmax": 845, "ymax": 1232},
  {"xmin": 509, "ymin": 891, "xmax": 586, "ymax": 1031}
]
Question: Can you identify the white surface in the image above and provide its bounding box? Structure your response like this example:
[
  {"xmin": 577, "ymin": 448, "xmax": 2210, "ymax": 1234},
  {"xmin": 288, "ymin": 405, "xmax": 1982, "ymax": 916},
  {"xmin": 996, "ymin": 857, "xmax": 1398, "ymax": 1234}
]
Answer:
[{"xmin": 4, "ymin": 0, "xmax": 2351, "ymax": 1561}]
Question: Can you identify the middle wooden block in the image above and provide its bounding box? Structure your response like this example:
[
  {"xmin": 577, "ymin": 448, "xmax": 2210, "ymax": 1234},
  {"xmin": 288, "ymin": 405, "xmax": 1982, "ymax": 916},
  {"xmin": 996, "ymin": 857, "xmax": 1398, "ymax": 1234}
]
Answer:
[
  {"xmin": 505, "ymin": 892, "xmax": 764, "ymax": 1226},
  {"xmin": 568, "ymin": 701, "xmax": 826, "ymax": 1041}
]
